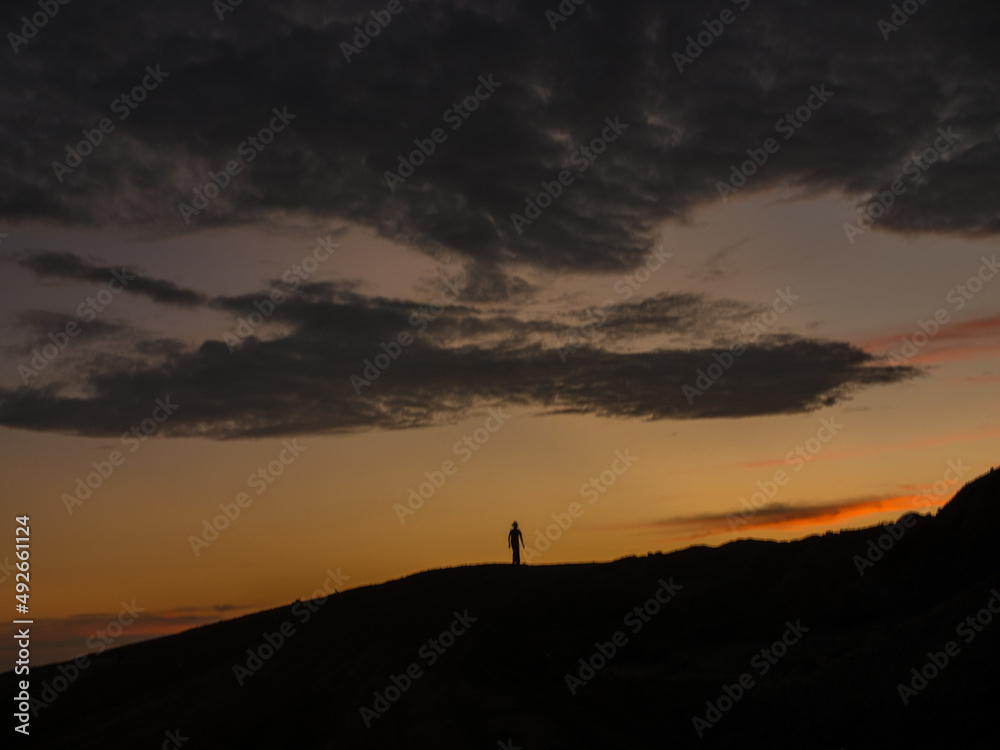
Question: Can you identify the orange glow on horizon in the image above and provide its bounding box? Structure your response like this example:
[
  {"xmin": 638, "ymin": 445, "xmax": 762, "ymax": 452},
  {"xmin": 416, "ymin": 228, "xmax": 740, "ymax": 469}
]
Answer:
[{"xmin": 630, "ymin": 493, "xmax": 948, "ymax": 545}]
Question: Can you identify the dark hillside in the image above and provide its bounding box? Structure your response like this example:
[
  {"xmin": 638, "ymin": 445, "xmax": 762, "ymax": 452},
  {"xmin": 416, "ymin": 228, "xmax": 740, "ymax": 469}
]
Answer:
[{"xmin": 7, "ymin": 469, "xmax": 999, "ymax": 749}]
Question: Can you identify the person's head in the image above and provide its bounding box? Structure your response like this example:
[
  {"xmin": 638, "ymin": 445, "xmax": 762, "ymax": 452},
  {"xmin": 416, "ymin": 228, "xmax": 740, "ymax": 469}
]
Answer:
[{"xmin": 511, "ymin": 521, "xmax": 518, "ymax": 528}]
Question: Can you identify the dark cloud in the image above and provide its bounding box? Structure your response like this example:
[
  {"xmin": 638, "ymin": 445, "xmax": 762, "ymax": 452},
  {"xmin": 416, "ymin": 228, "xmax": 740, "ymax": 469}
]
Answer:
[
  {"xmin": 8, "ymin": 310, "xmax": 131, "ymax": 344},
  {"xmin": 456, "ymin": 262, "xmax": 537, "ymax": 303},
  {"xmin": 3, "ymin": 310, "xmax": 138, "ymax": 383},
  {"xmin": 0, "ymin": 270, "xmax": 916, "ymax": 439},
  {"xmin": 16, "ymin": 250, "xmax": 208, "ymax": 306},
  {"xmin": 2, "ymin": 0, "xmax": 997, "ymax": 271}
]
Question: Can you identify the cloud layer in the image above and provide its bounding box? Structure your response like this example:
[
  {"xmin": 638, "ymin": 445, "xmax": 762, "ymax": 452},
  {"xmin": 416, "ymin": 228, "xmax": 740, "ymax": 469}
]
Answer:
[
  {"xmin": 1, "ymin": 251, "xmax": 915, "ymax": 439},
  {"xmin": 2, "ymin": 0, "xmax": 998, "ymax": 273}
]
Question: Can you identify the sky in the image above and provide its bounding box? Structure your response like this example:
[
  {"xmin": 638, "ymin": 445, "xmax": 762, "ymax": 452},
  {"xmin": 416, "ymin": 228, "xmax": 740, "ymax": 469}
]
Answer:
[{"xmin": 1, "ymin": 0, "xmax": 999, "ymax": 667}]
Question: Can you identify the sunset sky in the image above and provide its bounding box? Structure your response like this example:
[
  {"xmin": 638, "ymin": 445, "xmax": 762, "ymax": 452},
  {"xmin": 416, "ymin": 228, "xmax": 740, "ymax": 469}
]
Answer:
[{"xmin": 2, "ymin": 0, "xmax": 998, "ymax": 667}]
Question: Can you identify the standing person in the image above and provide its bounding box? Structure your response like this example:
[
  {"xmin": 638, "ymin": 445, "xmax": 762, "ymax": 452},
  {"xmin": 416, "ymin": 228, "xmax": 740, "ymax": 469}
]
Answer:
[{"xmin": 508, "ymin": 521, "xmax": 525, "ymax": 565}]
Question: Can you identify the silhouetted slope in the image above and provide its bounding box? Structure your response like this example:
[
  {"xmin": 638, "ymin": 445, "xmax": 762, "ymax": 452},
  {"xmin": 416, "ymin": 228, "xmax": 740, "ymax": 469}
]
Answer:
[
  {"xmin": 931, "ymin": 465, "xmax": 1000, "ymax": 566},
  {"xmin": 6, "ymin": 468, "xmax": 999, "ymax": 749}
]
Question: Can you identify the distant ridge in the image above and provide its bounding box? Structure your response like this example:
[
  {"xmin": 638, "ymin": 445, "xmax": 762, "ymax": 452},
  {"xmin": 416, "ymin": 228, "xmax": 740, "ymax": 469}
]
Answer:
[{"xmin": 932, "ymin": 465, "xmax": 1000, "ymax": 562}]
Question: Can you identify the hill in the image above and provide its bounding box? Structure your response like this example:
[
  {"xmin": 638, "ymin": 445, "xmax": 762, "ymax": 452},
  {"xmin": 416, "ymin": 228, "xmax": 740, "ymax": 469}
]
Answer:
[{"xmin": 6, "ymin": 468, "xmax": 1000, "ymax": 749}]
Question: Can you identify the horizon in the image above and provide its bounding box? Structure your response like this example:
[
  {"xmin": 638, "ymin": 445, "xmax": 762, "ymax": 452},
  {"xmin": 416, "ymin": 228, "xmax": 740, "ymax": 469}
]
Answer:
[
  {"xmin": 2, "ymin": 465, "xmax": 986, "ymax": 670},
  {"xmin": 2, "ymin": 0, "xmax": 1000, "ymax": 730}
]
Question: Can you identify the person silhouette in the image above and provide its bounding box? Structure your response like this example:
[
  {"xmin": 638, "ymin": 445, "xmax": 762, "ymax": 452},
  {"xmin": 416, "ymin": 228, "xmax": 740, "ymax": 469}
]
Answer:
[{"xmin": 508, "ymin": 521, "xmax": 525, "ymax": 565}]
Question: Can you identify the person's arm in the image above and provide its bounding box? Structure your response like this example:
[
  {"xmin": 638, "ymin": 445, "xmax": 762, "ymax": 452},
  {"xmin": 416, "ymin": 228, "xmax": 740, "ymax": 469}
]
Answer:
[{"xmin": 519, "ymin": 530, "xmax": 525, "ymax": 548}]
